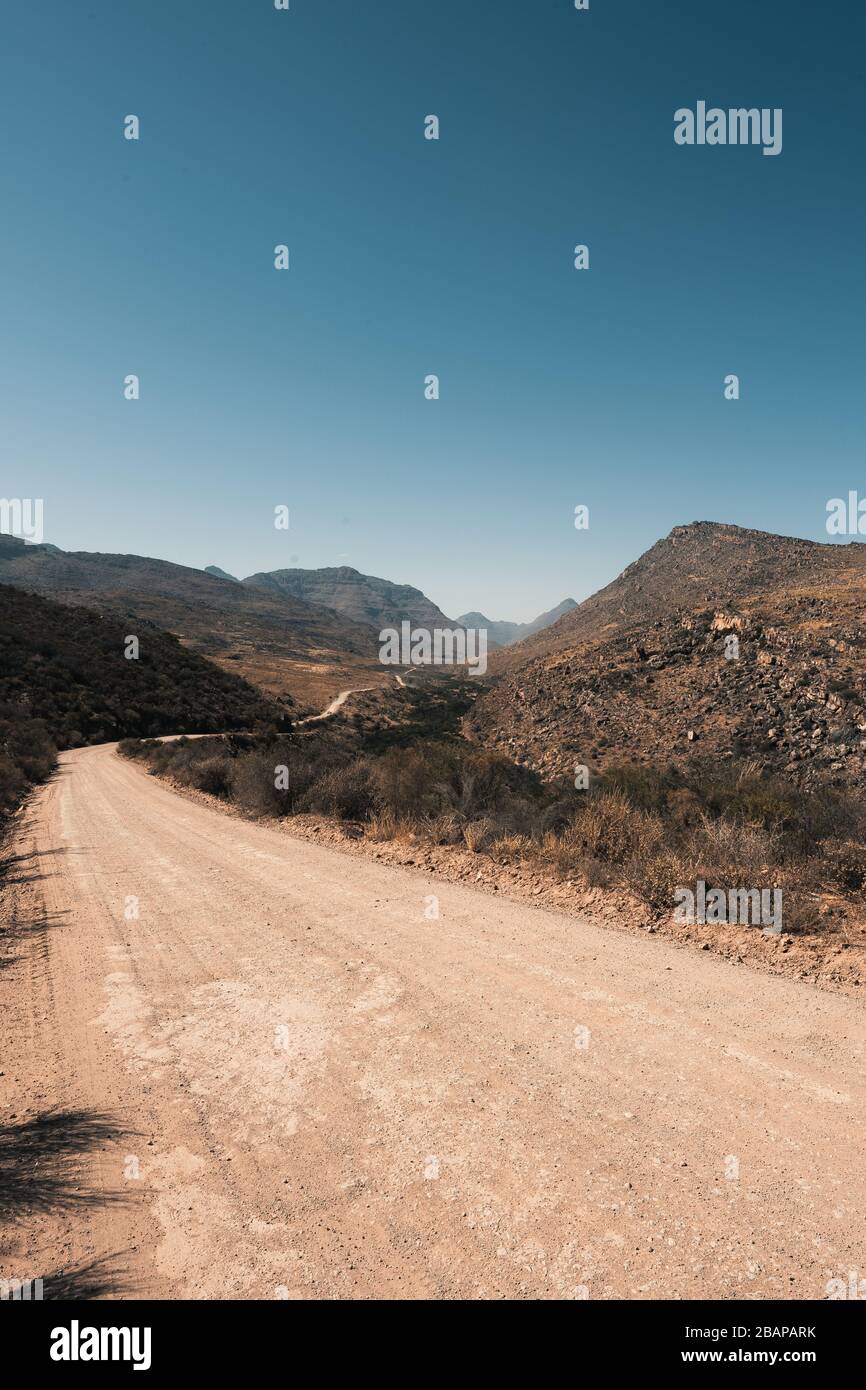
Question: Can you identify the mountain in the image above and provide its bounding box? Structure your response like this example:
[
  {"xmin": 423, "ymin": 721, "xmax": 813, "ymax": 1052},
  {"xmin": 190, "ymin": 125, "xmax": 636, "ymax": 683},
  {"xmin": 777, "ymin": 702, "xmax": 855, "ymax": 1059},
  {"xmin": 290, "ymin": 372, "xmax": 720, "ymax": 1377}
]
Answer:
[
  {"xmin": 204, "ymin": 565, "xmax": 239, "ymax": 583},
  {"xmin": 0, "ymin": 583, "xmax": 286, "ymax": 825},
  {"xmin": 487, "ymin": 522, "xmax": 859, "ymax": 672},
  {"xmin": 0, "ymin": 536, "xmax": 386, "ymax": 706},
  {"xmin": 467, "ymin": 522, "xmax": 866, "ymax": 788},
  {"xmin": 456, "ymin": 598, "xmax": 577, "ymax": 648},
  {"xmin": 243, "ymin": 565, "xmax": 456, "ymax": 632}
]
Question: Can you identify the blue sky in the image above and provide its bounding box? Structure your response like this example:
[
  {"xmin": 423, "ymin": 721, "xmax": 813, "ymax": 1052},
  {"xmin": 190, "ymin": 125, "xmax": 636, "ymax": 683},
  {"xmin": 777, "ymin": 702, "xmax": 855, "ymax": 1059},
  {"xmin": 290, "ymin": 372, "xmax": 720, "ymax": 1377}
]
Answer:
[{"xmin": 1, "ymin": 0, "xmax": 864, "ymax": 621}]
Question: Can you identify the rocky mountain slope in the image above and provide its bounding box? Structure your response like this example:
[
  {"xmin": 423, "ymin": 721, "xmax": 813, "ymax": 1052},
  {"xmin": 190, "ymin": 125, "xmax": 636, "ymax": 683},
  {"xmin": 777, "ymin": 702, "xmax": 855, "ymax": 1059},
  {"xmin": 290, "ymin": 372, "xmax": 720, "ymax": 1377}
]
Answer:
[
  {"xmin": 243, "ymin": 565, "xmax": 456, "ymax": 632},
  {"xmin": 457, "ymin": 598, "xmax": 576, "ymax": 648},
  {"xmin": 0, "ymin": 537, "xmax": 386, "ymax": 706},
  {"xmin": 488, "ymin": 522, "xmax": 866, "ymax": 669},
  {"xmin": 0, "ymin": 582, "xmax": 285, "ymax": 825},
  {"xmin": 468, "ymin": 523, "xmax": 866, "ymax": 787}
]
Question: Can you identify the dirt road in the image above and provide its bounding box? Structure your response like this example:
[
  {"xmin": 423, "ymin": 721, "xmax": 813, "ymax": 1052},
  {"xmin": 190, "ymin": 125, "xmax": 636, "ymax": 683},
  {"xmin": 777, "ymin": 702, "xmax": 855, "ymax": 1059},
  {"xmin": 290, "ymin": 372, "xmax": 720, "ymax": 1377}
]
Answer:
[
  {"xmin": 295, "ymin": 686, "xmax": 371, "ymax": 725},
  {"xmin": 2, "ymin": 743, "xmax": 865, "ymax": 1300},
  {"xmin": 295, "ymin": 673, "xmax": 405, "ymax": 725}
]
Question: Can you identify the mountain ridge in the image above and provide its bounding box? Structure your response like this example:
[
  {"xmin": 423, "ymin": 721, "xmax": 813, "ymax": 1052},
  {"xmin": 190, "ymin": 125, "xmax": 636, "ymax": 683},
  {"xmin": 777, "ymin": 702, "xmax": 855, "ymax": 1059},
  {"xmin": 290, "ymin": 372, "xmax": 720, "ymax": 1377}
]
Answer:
[
  {"xmin": 242, "ymin": 564, "xmax": 457, "ymax": 632},
  {"xmin": 456, "ymin": 598, "xmax": 577, "ymax": 648},
  {"xmin": 468, "ymin": 521, "xmax": 866, "ymax": 788},
  {"xmin": 487, "ymin": 520, "xmax": 866, "ymax": 673},
  {"xmin": 0, "ymin": 536, "xmax": 385, "ymax": 706}
]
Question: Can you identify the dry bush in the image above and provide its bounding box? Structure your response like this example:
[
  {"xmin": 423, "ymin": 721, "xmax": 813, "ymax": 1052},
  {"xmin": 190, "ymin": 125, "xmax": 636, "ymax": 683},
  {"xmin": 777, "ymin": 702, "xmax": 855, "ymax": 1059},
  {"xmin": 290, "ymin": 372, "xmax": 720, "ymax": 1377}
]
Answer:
[
  {"xmin": 580, "ymin": 854, "xmax": 611, "ymax": 888},
  {"xmin": 537, "ymin": 828, "xmax": 582, "ymax": 876},
  {"xmin": 145, "ymin": 738, "xmax": 202, "ymax": 784},
  {"xmin": 0, "ymin": 753, "xmax": 29, "ymax": 815},
  {"xmin": 189, "ymin": 756, "xmax": 233, "ymax": 797},
  {"xmin": 366, "ymin": 744, "xmax": 528, "ymax": 825},
  {"xmin": 117, "ymin": 738, "xmax": 151, "ymax": 760},
  {"xmin": 666, "ymin": 786, "xmax": 703, "ymax": 830},
  {"xmin": 806, "ymin": 788, "xmax": 866, "ymax": 843},
  {"xmin": 298, "ymin": 763, "xmax": 374, "ymax": 820},
  {"xmin": 602, "ymin": 763, "xmax": 670, "ymax": 813},
  {"xmin": 534, "ymin": 828, "xmax": 613, "ymax": 887},
  {"xmin": 686, "ymin": 815, "xmax": 776, "ymax": 884},
  {"xmin": 534, "ymin": 795, "xmax": 582, "ymax": 837},
  {"xmin": 772, "ymin": 872, "xmax": 823, "ymax": 934},
  {"xmin": 490, "ymin": 831, "xmax": 532, "ymax": 860},
  {"xmin": 365, "ymin": 809, "xmax": 401, "ymax": 841},
  {"xmin": 625, "ymin": 814, "xmax": 825, "ymax": 932},
  {"xmin": 425, "ymin": 812, "xmax": 465, "ymax": 846},
  {"xmin": 231, "ymin": 752, "xmax": 291, "ymax": 818},
  {"xmin": 567, "ymin": 791, "xmax": 662, "ymax": 865},
  {"xmin": 370, "ymin": 748, "xmax": 441, "ymax": 819},
  {"xmin": 821, "ymin": 839, "xmax": 866, "ymax": 893},
  {"xmin": 623, "ymin": 847, "xmax": 684, "ymax": 909},
  {"xmin": 462, "ymin": 819, "xmax": 493, "ymax": 853}
]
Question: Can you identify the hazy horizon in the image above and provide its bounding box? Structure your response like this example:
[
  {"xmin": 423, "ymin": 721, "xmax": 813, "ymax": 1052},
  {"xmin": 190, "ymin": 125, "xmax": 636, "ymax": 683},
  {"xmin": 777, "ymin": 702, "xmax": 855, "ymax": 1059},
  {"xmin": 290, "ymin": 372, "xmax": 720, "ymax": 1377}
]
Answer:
[{"xmin": 20, "ymin": 509, "xmax": 865, "ymax": 628}]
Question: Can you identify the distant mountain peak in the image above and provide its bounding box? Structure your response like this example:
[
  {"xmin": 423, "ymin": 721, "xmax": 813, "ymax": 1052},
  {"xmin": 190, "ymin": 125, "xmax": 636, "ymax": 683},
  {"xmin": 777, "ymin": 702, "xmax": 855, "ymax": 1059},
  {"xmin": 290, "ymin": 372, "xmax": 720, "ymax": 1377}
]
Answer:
[
  {"xmin": 243, "ymin": 565, "xmax": 455, "ymax": 631},
  {"xmin": 455, "ymin": 598, "xmax": 577, "ymax": 648},
  {"xmin": 204, "ymin": 565, "xmax": 239, "ymax": 583}
]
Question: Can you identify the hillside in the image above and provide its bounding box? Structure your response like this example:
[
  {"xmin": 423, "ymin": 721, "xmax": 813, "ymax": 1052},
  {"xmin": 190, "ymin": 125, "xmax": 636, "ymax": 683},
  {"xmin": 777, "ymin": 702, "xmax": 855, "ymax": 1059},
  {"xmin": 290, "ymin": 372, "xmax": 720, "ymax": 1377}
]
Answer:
[
  {"xmin": 468, "ymin": 522, "xmax": 866, "ymax": 787},
  {"xmin": 0, "ymin": 583, "xmax": 286, "ymax": 826},
  {"xmin": 489, "ymin": 523, "xmax": 866, "ymax": 672},
  {"xmin": 0, "ymin": 537, "xmax": 386, "ymax": 706},
  {"xmin": 243, "ymin": 565, "xmax": 456, "ymax": 632},
  {"xmin": 456, "ymin": 598, "xmax": 576, "ymax": 648}
]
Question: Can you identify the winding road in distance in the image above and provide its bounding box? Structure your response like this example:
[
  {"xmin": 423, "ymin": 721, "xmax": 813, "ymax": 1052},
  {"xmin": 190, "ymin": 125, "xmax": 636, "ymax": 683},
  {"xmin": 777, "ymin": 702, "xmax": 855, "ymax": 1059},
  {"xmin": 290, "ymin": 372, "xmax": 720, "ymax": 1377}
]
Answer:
[{"xmin": 295, "ymin": 671, "xmax": 406, "ymax": 724}]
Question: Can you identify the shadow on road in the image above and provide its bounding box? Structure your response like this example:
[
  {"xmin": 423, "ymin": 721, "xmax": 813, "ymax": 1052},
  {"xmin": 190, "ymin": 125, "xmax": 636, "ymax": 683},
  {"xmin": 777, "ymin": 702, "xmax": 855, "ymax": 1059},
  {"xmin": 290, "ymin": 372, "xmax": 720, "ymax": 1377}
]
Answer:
[
  {"xmin": 0, "ymin": 837, "xmax": 81, "ymax": 970},
  {"xmin": 0, "ymin": 1109, "xmax": 132, "ymax": 1221},
  {"xmin": 0, "ymin": 904, "xmax": 71, "ymax": 972},
  {"xmin": 41, "ymin": 1252, "xmax": 138, "ymax": 1300},
  {"xmin": 0, "ymin": 841, "xmax": 73, "ymax": 884}
]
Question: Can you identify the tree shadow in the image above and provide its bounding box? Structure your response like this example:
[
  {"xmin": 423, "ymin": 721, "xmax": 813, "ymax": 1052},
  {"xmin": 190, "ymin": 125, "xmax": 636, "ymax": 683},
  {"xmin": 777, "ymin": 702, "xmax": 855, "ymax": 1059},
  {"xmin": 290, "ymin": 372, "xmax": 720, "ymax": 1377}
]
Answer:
[
  {"xmin": 0, "ymin": 837, "xmax": 81, "ymax": 970},
  {"xmin": 41, "ymin": 1252, "xmax": 138, "ymax": 1300},
  {"xmin": 0, "ymin": 904, "xmax": 71, "ymax": 971},
  {"xmin": 0, "ymin": 842, "xmax": 85, "ymax": 884},
  {"xmin": 0, "ymin": 1109, "xmax": 132, "ymax": 1221},
  {"xmin": 1, "ymin": 844, "xmax": 47, "ymax": 872}
]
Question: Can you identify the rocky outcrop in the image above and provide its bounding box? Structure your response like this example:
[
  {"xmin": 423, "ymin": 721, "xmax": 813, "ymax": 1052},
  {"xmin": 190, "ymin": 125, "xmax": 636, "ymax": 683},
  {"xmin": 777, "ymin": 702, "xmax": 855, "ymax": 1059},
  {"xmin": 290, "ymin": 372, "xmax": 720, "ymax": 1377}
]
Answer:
[{"xmin": 469, "ymin": 524, "xmax": 866, "ymax": 789}]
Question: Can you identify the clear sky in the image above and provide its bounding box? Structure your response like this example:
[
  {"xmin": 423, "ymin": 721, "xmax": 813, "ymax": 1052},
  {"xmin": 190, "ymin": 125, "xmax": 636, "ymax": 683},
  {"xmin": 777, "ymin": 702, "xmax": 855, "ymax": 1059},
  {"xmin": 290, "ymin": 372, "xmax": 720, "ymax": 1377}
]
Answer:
[{"xmin": 1, "ymin": 1, "xmax": 864, "ymax": 621}]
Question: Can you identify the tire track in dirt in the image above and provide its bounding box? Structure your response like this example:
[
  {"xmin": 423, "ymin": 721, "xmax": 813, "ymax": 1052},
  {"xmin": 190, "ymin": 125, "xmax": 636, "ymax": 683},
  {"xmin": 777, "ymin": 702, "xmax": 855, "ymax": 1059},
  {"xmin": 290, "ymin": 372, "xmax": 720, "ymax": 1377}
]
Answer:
[{"xmin": 2, "ymin": 743, "xmax": 865, "ymax": 1300}]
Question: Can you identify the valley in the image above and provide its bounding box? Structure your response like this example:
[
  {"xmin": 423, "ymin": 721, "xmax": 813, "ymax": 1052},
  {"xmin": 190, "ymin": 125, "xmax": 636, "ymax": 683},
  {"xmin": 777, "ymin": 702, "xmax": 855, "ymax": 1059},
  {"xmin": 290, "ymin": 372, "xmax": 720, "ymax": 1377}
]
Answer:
[{"xmin": 4, "ymin": 517, "xmax": 866, "ymax": 1304}]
